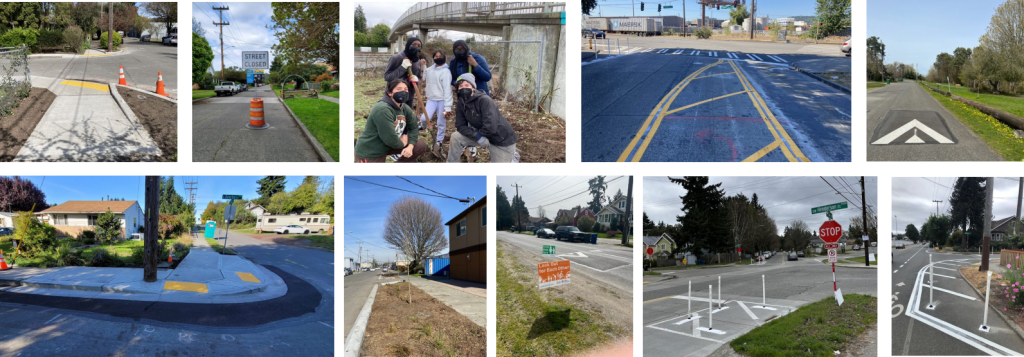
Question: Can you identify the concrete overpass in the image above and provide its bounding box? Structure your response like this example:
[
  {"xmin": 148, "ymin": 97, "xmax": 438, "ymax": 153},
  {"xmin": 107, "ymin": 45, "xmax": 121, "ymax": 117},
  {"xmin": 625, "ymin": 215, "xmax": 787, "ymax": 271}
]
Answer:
[{"xmin": 387, "ymin": 2, "xmax": 568, "ymax": 118}]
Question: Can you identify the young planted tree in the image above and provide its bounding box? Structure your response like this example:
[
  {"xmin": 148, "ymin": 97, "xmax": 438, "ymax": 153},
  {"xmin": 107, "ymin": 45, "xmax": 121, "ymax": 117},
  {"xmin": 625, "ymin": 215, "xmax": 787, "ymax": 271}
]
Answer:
[
  {"xmin": 382, "ymin": 196, "xmax": 447, "ymax": 303},
  {"xmin": 95, "ymin": 209, "xmax": 122, "ymax": 245}
]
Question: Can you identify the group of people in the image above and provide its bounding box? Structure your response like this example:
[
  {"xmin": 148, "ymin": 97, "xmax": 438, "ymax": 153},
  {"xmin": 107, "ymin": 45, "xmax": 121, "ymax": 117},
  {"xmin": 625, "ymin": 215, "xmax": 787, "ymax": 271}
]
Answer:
[{"xmin": 355, "ymin": 37, "xmax": 521, "ymax": 163}]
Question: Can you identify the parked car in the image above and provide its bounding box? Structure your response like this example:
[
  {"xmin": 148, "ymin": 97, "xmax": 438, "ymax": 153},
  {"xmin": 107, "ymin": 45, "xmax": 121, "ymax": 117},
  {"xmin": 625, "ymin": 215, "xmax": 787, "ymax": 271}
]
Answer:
[
  {"xmin": 582, "ymin": 27, "xmax": 606, "ymax": 39},
  {"xmin": 853, "ymin": 245, "xmax": 861, "ymax": 250},
  {"xmin": 240, "ymin": 83, "xmax": 248, "ymax": 91},
  {"xmin": 537, "ymin": 228, "xmax": 555, "ymax": 238},
  {"xmin": 0, "ymin": 227, "xmax": 13, "ymax": 236},
  {"xmin": 274, "ymin": 224, "xmax": 310, "ymax": 234},
  {"xmin": 214, "ymin": 81, "xmax": 240, "ymax": 96},
  {"xmin": 140, "ymin": 34, "xmax": 151, "ymax": 42},
  {"xmin": 895, "ymin": 243, "xmax": 905, "ymax": 249},
  {"xmin": 554, "ymin": 226, "xmax": 589, "ymax": 242},
  {"xmin": 168, "ymin": 34, "xmax": 177, "ymax": 46},
  {"xmin": 841, "ymin": 37, "xmax": 851, "ymax": 56},
  {"xmin": 797, "ymin": 251, "xmax": 805, "ymax": 257},
  {"xmin": 788, "ymin": 252, "xmax": 798, "ymax": 261},
  {"xmin": 344, "ymin": 268, "xmax": 352, "ymax": 276}
]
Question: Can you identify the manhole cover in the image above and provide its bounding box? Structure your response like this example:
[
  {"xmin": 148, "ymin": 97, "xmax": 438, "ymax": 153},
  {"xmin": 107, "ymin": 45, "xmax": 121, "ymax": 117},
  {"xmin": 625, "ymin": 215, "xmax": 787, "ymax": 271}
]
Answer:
[{"xmin": 871, "ymin": 110, "xmax": 957, "ymax": 145}]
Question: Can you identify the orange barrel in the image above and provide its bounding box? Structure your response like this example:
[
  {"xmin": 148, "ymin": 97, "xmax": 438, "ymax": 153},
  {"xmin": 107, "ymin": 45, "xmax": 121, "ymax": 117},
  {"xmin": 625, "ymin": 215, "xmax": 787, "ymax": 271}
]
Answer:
[{"xmin": 250, "ymin": 98, "xmax": 265, "ymax": 127}]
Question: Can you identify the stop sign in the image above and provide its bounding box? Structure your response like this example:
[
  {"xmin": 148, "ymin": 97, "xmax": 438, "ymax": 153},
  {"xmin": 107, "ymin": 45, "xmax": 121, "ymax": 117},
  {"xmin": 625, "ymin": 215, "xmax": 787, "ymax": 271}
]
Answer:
[
  {"xmin": 646, "ymin": 247, "xmax": 654, "ymax": 256},
  {"xmin": 819, "ymin": 220, "xmax": 843, "ymax": 243}
]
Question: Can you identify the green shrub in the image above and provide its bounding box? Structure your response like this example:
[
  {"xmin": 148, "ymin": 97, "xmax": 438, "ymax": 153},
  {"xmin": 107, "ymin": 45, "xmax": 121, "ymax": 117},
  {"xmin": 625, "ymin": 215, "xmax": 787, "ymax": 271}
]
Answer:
[
  {"xmin": 95, "ymin": 209, "xmax": 122, "ymax": 244},
  {"xmin": 0, "ymin": 28, "xmax": 39, "ymax": 52},
  {"xmin": 77, "ymin": 230, "xmax": 96, "ymax": 240},
  {"xmin": 36, "ymin": 29, "xmax": 64, "ymax": 51},
  {"xmin": 577, "ymin": 215, "xmax": 596, "ymax": 233},
  {"xmin": 14, "ymin": 212, "xmax": 56, "ymax": 257},
  {"xmin": 88, "ymin": 248, "xmax": 124, "ymax": 267},
  {"xmin": 100, "ymin": 31, "xmax": 122, "ymax": 50},
  {"xmin": 52, "ymin": 243, "xmax": 84, "ymax": 267},
  {"xmin": 63, "ymin": 25, "xmax": 84, "ymax": 54},
  {"xmin": 172, "ymin": 241, "xmax": 189, "ymax": 258},
  {"xmin": 695, "ymin": 27, "xmax": 712, "ymax": 39},
  {"xmin": 127, "ymin": 246, "xmax": 145, "ymax": 266}
]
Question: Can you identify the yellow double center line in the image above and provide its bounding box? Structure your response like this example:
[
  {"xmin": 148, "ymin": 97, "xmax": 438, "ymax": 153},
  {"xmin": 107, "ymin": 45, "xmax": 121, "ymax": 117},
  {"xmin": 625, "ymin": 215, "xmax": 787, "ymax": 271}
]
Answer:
[{"xmin": 729, "ymin": 60, "xmax": 809, "ymax": 162}]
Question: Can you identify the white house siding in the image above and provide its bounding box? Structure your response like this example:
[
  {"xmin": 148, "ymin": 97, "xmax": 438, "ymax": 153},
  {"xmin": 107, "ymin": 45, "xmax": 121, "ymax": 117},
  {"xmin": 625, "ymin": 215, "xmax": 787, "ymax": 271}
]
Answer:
[
  {"xmin": 0, "ymin": 212, "xmax": 13, "ymax": 227},
  {"xmin": 122, "ymin": 202, "xmax": 144, "ymax": 235}
]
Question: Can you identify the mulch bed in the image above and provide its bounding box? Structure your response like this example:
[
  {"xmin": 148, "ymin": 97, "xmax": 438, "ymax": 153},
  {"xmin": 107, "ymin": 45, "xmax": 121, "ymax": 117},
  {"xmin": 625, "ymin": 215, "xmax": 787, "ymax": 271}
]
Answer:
[
  {"xmin": 0, "ymin": 88, "xmax": 56, "ymax": 161},
  {"xmin": 416, "ymin": 99, "xmax": 566, "ymax": 163},
  {"xmin": 117, "ymin": 87, "xmax": 177, "ymax": 161},
  {"xmin": 362, "ymin": 283, "xmax": 486, "ymax": 357},
  {"xmin": 962, "ymin": 266, "xmax": 1024, "ymax": 329}
]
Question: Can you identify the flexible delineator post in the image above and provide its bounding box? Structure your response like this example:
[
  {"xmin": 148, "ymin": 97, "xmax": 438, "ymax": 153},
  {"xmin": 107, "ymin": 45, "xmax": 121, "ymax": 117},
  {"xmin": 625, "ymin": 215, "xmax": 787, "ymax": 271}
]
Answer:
[
  {"xmin": 761, "ymin": 274, "xmax": 766, "ymax": 306},
  {"xmin": 688, "ymin": 280, "xmax": 692, "ymax": 316},
  {"xmin": 708, "ymin": 285, "xmax": 713, "ymax": 329},
  {"xmin": 929, "ymin": 254, "xmax": 934, "ymax": 308},
  {"xmin": 718, "ymin": 276, "xmax": 722, "ymax": 309},
  {"xmin": 982, "ymin": 270, "xmax": 992, "ymax": 331}
]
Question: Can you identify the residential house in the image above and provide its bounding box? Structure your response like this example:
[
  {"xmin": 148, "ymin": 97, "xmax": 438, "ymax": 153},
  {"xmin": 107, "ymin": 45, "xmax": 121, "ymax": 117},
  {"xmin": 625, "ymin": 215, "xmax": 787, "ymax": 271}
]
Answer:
[
  {"xmin": 446, "ymin": 197, "xmax": 487, "ymax": 283},
  {"xmin": 555, "ymin": 208, "xmax": 578, "ymax": 225},
  {"xmin": 244, "ymin": 202, "xmax": 267, "ymax": 221},
  {"xmin": 596, "ymin": 196, "xmax": 632, "ymax": 231},
  {"xmin": 643, "ymin": 233, "xmax": 696, "ymax": 266},
  {"xmin": 527, "ymin": 216, "xmax": 552, "ymax": 230},
  {"xmin": 0, "ymin": 212, "xmax": 13, "ymax": 228},
  {"xmin": 39, "ymin": 201, "xmax": 144, "ymax": 238},
  {"xmin": 992, "ymin": 216, "xmax": 1020, "ymax": 241},
  {"xmin": 575, "ymin": 208, "xmax": 596, "ymax": 227}
]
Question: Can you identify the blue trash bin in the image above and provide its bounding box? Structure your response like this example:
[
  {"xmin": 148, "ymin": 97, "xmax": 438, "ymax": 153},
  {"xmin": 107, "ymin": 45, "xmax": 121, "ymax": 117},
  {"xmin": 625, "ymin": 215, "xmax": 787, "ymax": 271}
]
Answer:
[{"xmin": 591, "ymin": 233, "xmax": 598, "ymax": 244}]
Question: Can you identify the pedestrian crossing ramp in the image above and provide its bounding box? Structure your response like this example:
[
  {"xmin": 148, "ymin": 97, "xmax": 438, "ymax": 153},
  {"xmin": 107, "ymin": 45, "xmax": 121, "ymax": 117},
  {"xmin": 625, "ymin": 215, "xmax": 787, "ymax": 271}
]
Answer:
[
  {"xmin": 628, "ymin": 48, "xmax": 790, "ymax": 63},
  {"xmin": 644, "ymin": 294, "xmax": 803, "ymax": 357}
]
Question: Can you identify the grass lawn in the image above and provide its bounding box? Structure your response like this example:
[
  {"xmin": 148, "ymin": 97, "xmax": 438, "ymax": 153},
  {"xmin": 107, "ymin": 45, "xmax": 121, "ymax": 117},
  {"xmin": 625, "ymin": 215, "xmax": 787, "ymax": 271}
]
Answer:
[
  {"xmin": 231, "ymin": 227, "xmax": 275, "ymax": 235},
  {"xmin": 206, "ymin": 238, "xmax": 236, "ymax": 255},
  {"xmin": 923, "ymin": 81, "xmax": 1024, "ymax": 118},
  {"xmin": 281, "ymin": 98, "xmax": 340, "ymax": 161},
  {"xmin": 291, "ymin": 235, "xmax": 334, "ymax": 252},
  {"xmin": 320, "ymin": 90, "xmax": 339, "ymax": 98},
  {"xmin": 842, "ymin": 255, "xmax": 878, "ymax": 265},
  {"xmin": 730, "ymin": 294, "xmax": 876, "ymax": 356},
  {"xmin": 192, "ymin": 90, "xmax": 215, "ymax": 100},
  {"xmin": 866, "ymin": 82, "xmax": 885, "ymax": 91},
  {"xmin": 497, "ymin": 242, "xmax": 623, "ymax": 356},
  {"xmin": 595, "ymin": 233, "xmax": 633, "ymax": 239},
  {"xmin": 917, "ymin": 81, "xmax": 1024, "ymax": 161},
  {"xmin": 81, "ymin": 240, "xmax": 143, "ymax": 257}
]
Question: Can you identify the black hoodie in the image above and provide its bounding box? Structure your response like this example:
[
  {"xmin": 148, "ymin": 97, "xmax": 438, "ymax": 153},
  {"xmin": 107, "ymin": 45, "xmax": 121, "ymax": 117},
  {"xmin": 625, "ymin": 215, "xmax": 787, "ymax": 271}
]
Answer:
[
  {"xmin": 455, "ymin": 89, "xmax": 518, "ymax": 147},
  {"xmin": 383, "ymin": 37, "xmax": 423, "ymax": 106}
]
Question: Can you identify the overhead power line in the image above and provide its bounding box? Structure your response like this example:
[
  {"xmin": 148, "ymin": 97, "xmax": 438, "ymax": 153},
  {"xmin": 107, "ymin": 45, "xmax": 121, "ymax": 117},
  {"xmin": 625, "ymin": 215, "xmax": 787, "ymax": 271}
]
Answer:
[{"xmin": 345, "ymin": 177, "xmax": 470, "ymax": 202}]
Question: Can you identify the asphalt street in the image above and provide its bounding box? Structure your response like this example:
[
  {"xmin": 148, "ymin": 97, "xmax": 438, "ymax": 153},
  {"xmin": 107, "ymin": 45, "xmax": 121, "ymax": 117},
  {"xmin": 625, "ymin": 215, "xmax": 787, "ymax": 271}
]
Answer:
[
  {"xmin": 29, "ymin": 40, "xmax": 178, "ymax": 96},
  {"xmin": 891, "ymin": 242, "xmax": 1024, "ymax": 355},
  {"xmin": 496, "ymin": 231, "xmax": 633, "ymax": 293},
  {"xmin": 0, "ymin": 229, "xmax": 335, "ymax": 356},
  {"xmin": 192, "ymin": 88, "xmax": 321, "ymax": 162},
  {"xmin": 644, "ymin": 251, "xmax": 877, "ymax": 356},
  {"xmin": 866, "ymin": 81, "xmax": 1002, "ymax": 161},
  {"xmin": 582, "ymin": 37, "xmax": 851, "ymax": 162},
  {"xmin": 343, "ymin": 270, "xmax": 378, "ymax": 337}
]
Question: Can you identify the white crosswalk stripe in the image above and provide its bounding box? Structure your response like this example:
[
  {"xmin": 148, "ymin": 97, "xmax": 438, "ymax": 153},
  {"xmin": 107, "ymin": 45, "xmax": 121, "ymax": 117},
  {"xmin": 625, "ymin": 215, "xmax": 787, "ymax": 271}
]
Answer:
[
  {"xmin": 729, "ymin": 53, "xmax": 738, "ymax": 59},
  {"xmin": 673, "ymin": 49, "xmax": 683, "ymax": 54},
  {"xmin": 745, "ymin": 54, "xmax": 755, "ymax": 60},
  {"xmin": 658, "ymin": 49, "xmax": 669, "ymax": 53},
  {"xmin": 690, "ymin": 50, "xmax": 696, "ymax": 55},
  {"xmin": 712, "ymin": 52, "xmax": 717, "ymax": 57},
  {"xmin": 766, "ymin": 55, "xmax": 786, "ymax": 62},
  {"xmin": 750, "ymin": 54, "xmax": 763, "ymax": 61}
]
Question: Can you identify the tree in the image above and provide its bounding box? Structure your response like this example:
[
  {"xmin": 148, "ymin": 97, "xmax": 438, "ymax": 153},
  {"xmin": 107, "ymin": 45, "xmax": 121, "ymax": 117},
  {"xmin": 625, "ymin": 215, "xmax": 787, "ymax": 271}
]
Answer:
[
  {"xmin": 0, "ymin": 3, "xmax": 41, "ymax": 29},
  {"xmin": 201, "ymin": 202, "xmax": 218, "ymax": 221},
  {"xmin": 783, "ymin": 220, "xmax": 812, "ymax": 252},
  {"xmin": 496, "ymin": 186, "xmax": 513, "ymax": 230},
  {"xmin": 256, "ymin": 176, "xmax": 287, "ymax": 206},
  {"xmin": 381, "ymin": 196, "xmax": 447, "ymax": 275},
  {"xmin": 100, "ymin": 3, "xmax": 138, "ymax": 33},
  {"xmin": 312, "ymin": 178, "xmax": 334, "ymax": 217},
  {"xmin": 269, "ymin": 2, "xmax": 340, "ymax": 71},
  {"xmin": 354, "ymin": 5, "xmax": 367, "ymax": 33},
  {"xmin": 0, "ymin": 176, "xmax": 48, "ymax": 212},
  {"xmin": 13, "ymin": 212, "xmax": 56, "ymax": 257},
  {"xmin": 849, "ymin": 216, "xmax": 877, "ymax": 243},
  {"xmin": 729, "ymin": 4, "xmax": 749, "ymax": 27},
  {"xmin": 866, "ymin": 36, "xmax": 886, "ymax": 81},
  {"xmin": 671, "ymin": 177, "xmax": 732, "ymax": 262},
  {"xmin": 587, "ymin": 176, "xmax": 608, "ymax": 213},
  {"xmin": 643, "ymin": 212, "xmax": 656, "ymax": 235},
  {"xmin": 290, "ymin": 176, "xmax": 321, "ymax": 213},
  {"xmin": 511, "ymin": 193, "xmax": 529, "ymax": 231},
  {"xmin": 141, "ymin": 2, "xmax": 177, "ymax": 36},
  {"xmin": 814, "ymin": 0, "xmax": 851, "ymax": 38},
  {"xmin": 267, "ymin": 191, "xmax": 292, "ymax": 215},
  {"xmin": 193, "ymin": 33, "xmax": 213, "ymax": 86},
  {"xmin": 582, "ymin": 0, "xmax": 598, "ymax": 15},
  {"xmin": 949, "ymin": 177, "xmax": 986, "ymax": 248},
  {"xmin": 369, "ymin": 23, "xmax": 390, "ymax": 48},
  {"xmin": 192, "ymin": 16, "xmax": 206, "ymax": 38},
  {"xmin": 95, "ymin": 209, "xmax": 122, "ymax": 245},
  {"xmin": 905, "ymin": 224, "xmax": 920, "ymax": 242},
  {"xmin": 978, "ymin": 0, "xmax": 1024, "ymax": 93},
  {"xmin": 70, "ymin": 2, "xmax": 99, "ymax": 35},
  {"xmin": 921, "ymin": 214, "xmax": 954, "ymax": 247}
]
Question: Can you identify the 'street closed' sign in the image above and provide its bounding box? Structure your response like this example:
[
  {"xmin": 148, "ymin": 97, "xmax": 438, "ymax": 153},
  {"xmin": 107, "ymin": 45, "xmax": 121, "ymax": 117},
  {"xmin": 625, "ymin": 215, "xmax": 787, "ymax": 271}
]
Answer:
[{"xmin": 242, "ymin": 51, "xmax": 270, "ymax": 69}]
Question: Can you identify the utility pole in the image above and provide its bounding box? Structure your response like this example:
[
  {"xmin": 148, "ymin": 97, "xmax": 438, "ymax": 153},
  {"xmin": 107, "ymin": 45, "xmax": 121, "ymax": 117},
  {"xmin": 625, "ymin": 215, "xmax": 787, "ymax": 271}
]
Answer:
[
  {"xmin": 632, "ymin": 0, "xmax": 635, "ymax": 17},
  {"xmin": 212, "ymin": 5, "xmax": 231, "ymax": 81},
  {"xmin": 184, "ymin": 178, "xmax": 198, "ymax": 206},
  {"xmin": 981, "ymin": 177, "xmax": 994, "ymax": 271},
  {"xmin": 623, "ymin": 176, "xmax": 633, "ymax": 246},
  {"xmin": 358, "ymin": 242, "xmax": 362, "ymax": 273},
  {"xmin": 511, "ymin": 183, "xmax": 523, "ymax": 233},
  {"xmin": 143, "ymin": 176, "xmax": 160, "ymax": 282},
  {"xmin": 861, "ymin": 177, "xmax": 869, "ymax": 267},
  {"xmin": 748, "ymin": 0, "xmax": 755, "ymax": 40},
  {"xmin": 931, "ymin": 200, "xmax": 942, "ymax": 217},
  {"xmin": 107, "ymin": 2, "xmax": 113, "ymax": 52},
  {"xmin": 683, "ymin": 0, "xmax": 686, "ymax": 37}
]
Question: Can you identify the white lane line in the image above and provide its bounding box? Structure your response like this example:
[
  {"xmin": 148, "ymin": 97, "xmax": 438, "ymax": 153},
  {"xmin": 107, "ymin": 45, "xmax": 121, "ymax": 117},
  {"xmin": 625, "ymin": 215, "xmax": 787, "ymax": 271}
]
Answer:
[
  {"xmin": 712, "ymin": 52, "xmax": 717, "ymax": 57},
  {"xmin": 933, "ymin": 266, "xmax": 957, "ymax": 271},
  {"xmin": 319, "ymin": 321, "xmax": 334, "ymax": 328},
  {"xmin": 917, "ymin": 281, "xmax": 979, "ymax": 300},
  {"xmin": 931, "ymin": 273, "xmax": 956, "ymax": 279},
  {"xmin": 894, "ymin": 270, "xmax": 899, "ymax": 273},
  {"xmin": 737, "ymin": 301, "xmax": 759, "ymax": 320},
  {"xmin": 45, "ymin": 314, "xmax": 62, "ymax": 325},
  {"xmin": 647, "ymin": 325, "xmax": 724, "ymax": 343}
]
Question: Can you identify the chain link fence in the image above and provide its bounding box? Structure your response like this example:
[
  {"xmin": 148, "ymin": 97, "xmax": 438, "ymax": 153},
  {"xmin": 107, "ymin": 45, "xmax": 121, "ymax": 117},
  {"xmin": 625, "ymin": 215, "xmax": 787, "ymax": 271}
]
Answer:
[{"xmin": 0, "ymin": 45, "xmax": 31, "ymax": 116}]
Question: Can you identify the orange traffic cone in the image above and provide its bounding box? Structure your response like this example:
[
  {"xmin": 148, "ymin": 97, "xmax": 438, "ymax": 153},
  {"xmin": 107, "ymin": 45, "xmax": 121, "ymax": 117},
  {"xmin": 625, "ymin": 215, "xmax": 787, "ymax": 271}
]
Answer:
[
  {"xmin": 156, "ymin": 71, "xmax": 168, "ymax": 97},
  {"xmin": 118, "ymin": 65, "xmax": 128, "ymax": 86},
  {"xmin": 168, "ymin": 247, "xmax": 174, "ymax": 263},
  {"xmin": 0, "ymin": 250, "xmax": 10, "ymax": 270}
]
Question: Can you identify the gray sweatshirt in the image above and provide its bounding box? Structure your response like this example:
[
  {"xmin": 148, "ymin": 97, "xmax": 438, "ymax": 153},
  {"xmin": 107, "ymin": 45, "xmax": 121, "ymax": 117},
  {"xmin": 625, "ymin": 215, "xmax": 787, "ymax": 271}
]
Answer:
[{"xmin": 423, "ymin": 63, "xmax": 453, "ymax": 112}]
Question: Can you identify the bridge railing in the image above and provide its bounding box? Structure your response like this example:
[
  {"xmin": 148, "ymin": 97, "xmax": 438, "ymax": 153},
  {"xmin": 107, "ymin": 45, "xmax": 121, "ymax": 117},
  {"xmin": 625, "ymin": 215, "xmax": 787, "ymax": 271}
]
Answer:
[{"xmin": 390, "ymin": 2, "xmax": 565, "ymax": 40}]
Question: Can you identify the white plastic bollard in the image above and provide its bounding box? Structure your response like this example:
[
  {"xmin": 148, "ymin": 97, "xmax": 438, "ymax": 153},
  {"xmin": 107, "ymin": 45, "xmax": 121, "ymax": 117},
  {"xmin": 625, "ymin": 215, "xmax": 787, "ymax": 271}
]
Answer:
[
  {"xmin": 718, "ymin": 276, "xmax": 722, "ymax": 309},
  {"xmin": 617, "ymin": 38, "xmax": 621, "ymax": 55},
  {"xmin": 981, "ymin": 270, "xmax": 991, "ymax": 332},
  {"xmin": 708, "ymin": 285, "xmax": 713, "ymax": 329},
  {"xmin": 762, "ymin": 274, "xmax": 766, "ymax": 306},
  {"xmin": 928, "ymin": 254, "xmax": 935, "ymax": 309},
  {"xmin": 688, "ymin": 280, "xmax": 692, "ymax": 316}
]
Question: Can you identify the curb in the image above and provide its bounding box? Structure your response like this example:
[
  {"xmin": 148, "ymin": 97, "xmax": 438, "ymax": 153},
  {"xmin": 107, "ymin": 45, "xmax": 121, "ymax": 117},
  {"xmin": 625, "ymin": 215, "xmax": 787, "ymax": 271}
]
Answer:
[
  {"xmin": 794, "ymin": 67, "xmax": 851, "ymax": 94},
  {"xmin": 275, "ymin": 89, "xmax": 335, "ymax": 162},
  {"xmin": 344, "ymin": 283, "xmax": 379, "ymax": 357},
  {"xmin": 113, "ymin": 84, "xmax": 178, "ymax": 104},
  {"xmin": 108, "ymin": 83, "xmax": 142, "ymax": 127},
  {"xmin": 958, "ymin": 266, "xmax": 1024, "ymax": 342}
]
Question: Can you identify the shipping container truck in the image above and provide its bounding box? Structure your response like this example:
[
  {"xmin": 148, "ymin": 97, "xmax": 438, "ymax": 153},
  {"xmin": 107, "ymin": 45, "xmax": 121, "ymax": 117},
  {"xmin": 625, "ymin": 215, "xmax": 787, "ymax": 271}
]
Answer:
[
  {"xmin": 611, "ymin": 18, "xmax": 661, "ymax": 36},
  {"xmin": 584, "ymin": 18, "xmax": 610, "ymax": 31}
]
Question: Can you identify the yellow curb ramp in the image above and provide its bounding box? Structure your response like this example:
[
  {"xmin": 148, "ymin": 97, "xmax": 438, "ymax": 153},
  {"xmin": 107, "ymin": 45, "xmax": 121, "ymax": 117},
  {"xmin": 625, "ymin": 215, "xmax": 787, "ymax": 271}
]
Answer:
[
  {"xmin": 59, "ymin": 80, "xmax": 109, "ymax": 92},
  {"xmin": 236, "ymin": 272, "xmax": 261, "ymax": 283},
  {"xmin": 163, "ymin": 281, "xmax": 209, "ymax": 293}
]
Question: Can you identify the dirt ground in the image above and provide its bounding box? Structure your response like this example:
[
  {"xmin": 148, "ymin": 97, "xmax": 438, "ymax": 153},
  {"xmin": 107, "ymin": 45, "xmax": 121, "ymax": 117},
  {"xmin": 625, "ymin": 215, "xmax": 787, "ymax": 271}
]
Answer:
[
  {"xmin": 962, "ymin": 266, "xmax": 1024, "ymax": 330},
  {"xmin": 118, "ymin": 87, "xmax": 177, "ymax": 161},
  {"xmin": 499, "ymin": 241, "xmax": 633, "ymax": 335},
  {"xmin": 362, "ymin": 283, "xmax": 486, "ymax": 357},
  {"xmin": 354, "ymin": 76, "xmax": 566, "ymax": 163},
  {"xmin": 0, "ymin": 88, "xmax": 56, "ymax": 161},
  {"xmin": 229, "ymin": 230, "xmax": 320, "ymax": 249}
]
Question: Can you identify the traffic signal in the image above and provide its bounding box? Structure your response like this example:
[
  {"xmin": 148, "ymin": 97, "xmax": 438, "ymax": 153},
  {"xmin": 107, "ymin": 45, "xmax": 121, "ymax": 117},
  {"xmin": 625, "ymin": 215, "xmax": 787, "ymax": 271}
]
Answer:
[
  {"xmin": 640, "ymin": 2, "xmax": 644, "ymax": 11},
  {"xmin": 716, "ymin": 5, "xmax": 720, "ymax": 10},
  {"xmin": 658, "ymin": 4, "xmax": 661, "ymax": 12}
]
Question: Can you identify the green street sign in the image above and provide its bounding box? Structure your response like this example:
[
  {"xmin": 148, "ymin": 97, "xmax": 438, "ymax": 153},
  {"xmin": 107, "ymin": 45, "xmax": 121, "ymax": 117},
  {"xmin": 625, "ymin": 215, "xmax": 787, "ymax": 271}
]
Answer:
[
  {"xmin": 812, "ymin": 202, "xmax": 848, "ymax": 215},
  {"xmin": 543, "ymin": 245, "xmax": 556, "ymax": 256},
  {"xmin": 663, "ymin": 5, "xmax": 673, "ymax": 8},
  {"xmin": 223, "ymin": 194, "xmax": 243, "ymax": 200}
]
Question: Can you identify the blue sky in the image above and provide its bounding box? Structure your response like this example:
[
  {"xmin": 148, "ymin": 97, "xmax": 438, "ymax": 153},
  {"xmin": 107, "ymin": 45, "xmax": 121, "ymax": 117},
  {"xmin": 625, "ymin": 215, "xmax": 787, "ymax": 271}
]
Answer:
[
  {"xmin": 344, "ymin": 176, "xmax": 486, "ymax": 264},
  {"xmin": 590, "ymin": 0, "xmax": 822, "ymax": 21},
  {"xmin": 13, "ymin": 176, "xmax": 319, "ymax": 221},
  {"xmin": 867, "ymin": 0, "xmax": 995, "ymax": 72},
  {"xmin": 193, "ymin": 2, "xmax": 278, "ymax": 73}
]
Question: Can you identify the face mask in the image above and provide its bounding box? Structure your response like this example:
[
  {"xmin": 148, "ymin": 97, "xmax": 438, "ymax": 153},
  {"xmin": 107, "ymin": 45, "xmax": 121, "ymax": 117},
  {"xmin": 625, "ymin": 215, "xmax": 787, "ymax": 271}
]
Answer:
[
  {"xmin": 409, "ymin": 46, "xmax": 420, "ymax": 54},
  {"xmin": 434, "ymin": 58, "xmax": 445, "ymax": 65},
  {"xmin": 458, "ymin": 88, "xmax": 473, "ymax": 99},
  {"xmin": 455, "ymin": 50, "xmax": 468, "ymax": 59},
  {"xmin": 392, "ymin": 91, "xmax": 409, "ymax": 103}
]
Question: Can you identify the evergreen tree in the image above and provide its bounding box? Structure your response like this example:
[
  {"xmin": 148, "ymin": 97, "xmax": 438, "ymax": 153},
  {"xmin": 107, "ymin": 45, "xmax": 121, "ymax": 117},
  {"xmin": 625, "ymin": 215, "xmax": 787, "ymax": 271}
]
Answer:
[
  {"xmin": 256, "ymin": 176, "xmax": 287, "ymax": 206},
  {"xmin": 354, "ymin": 5, "xmax": 367, "ymax": 33},
  {"xmin": 905, "ymin": 223, "xmax": 920, "ymax": 242},
  {"xmin": 511, "ymin": 193, "xmax": 529, "ymax": 232},
  {"xmin": 290, "ymin": 176, "xmax": 320, "ymax": 213},
  {"xmin": 587, "ymin": 176, "xmax": 608, "ymax": 213},
  {"xmin": 496, "ymin": 186, "xmax": 513, "ymax": 230},
  {"xmin": 671, "ymin": 177, "xmax": 732, "ymax": 262},
  {"xmin": 949, "ymin": 177, "xmax": 986, "ymax": 248}
]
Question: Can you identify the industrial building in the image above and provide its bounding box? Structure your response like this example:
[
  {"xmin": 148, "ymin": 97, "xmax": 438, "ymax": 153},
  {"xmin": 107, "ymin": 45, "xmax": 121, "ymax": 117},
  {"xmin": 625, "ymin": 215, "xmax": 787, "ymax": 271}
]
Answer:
[{"xmin": 445, "ymin": 197, "xmax": 487, "ymax": 283}]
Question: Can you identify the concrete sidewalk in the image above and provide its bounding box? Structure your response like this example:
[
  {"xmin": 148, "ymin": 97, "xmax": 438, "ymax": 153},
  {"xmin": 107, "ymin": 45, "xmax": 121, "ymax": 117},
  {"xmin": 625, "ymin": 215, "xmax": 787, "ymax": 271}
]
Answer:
[
  {"xmin": 13, "ymin": 75, "xmax": 162, "ymax": 161},
  {"xmin": 409, "ymin": 277, "xmax": 486, "ymax": 327},
  {"xmin": 0, "ymin": 234, "xmax": 287, "ymax": 303}
]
